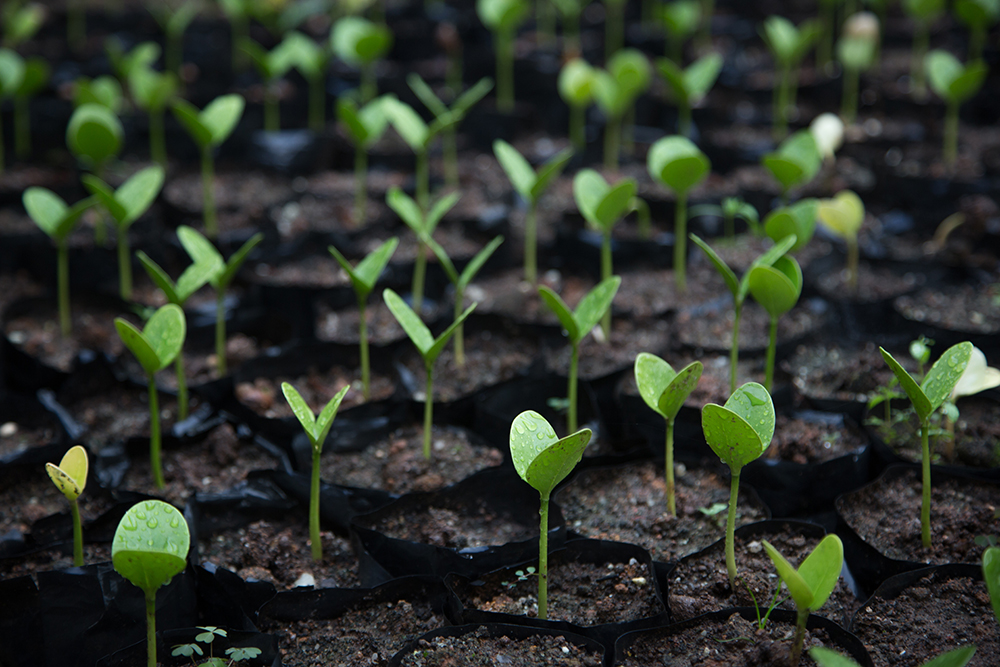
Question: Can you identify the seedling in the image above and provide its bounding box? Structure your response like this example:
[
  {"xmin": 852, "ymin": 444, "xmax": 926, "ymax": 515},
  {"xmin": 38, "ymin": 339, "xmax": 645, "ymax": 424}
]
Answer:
[
  {"xmin": 218, "ymin": 0, "xmax": 251, "ymax": 69},
  {"xmin": 12, "ymin": 55, "xmax": 49, "ymax": 161},
  {"xmin": 241, "ymin": 36, "xmax": 298, "ymax": 131},
  {"xmin": 281, "ymin": 32, "xmax": 330, "ymax": 132},
  {"xmin": 810, "ymin": 646, "xmax": 976, "ymax": 667},
  {"xmin": 604, "ymin": 0, "xmax": 627, "ymax": 59},
  {"xmin": 282, "ymin": 382, "xmax": 350, "ymax": 561},
  {"xmin": 761, "ymin": 130, "xmax": 821, "ymax": 202},
  {"xmin": 558, "ymin": 58, "xmax": 596, "ymax": 152},
  {"xmin": 171, "ymin": 94, "xmax": 246, "ymax": 238},
  {"xmin": 573, "ymin": 169, "xmax": 637, "ymax": 336},
  {"xmin": 701, "ymin": 382, "xmax": 775, "ymax": 588},
  {"xmin": 427, "ymin": 235, "xmax": 504, "ymax": 366},
  {"xmin": 760, "ymin": 16, "xmax": 819, "ymax": 139},
  {"xmin": 82, "ymin": 165, "xmax": 165, "ymax": 301},
  {"xmin": 647, "ymin": 135, "xmax": 711, "ymax": 291},
  {"xmin": 660, "ymin": 1, "xmax": 701, "ymax": 63},
  {"xmin": 985, "ymin": 545, "xmax": 1000, "ymax": 626},
  {"xmin": 493, "ymin": 139, "xmax": 573, "ymax": 285},
  {"xmin": 73, "ymin": 76, "xmax": 125, "ymax": 113},
  {"xmin": 337, "ymin": 95, "xmax": 389, "ymax": 225},
  {"xmin": 106, "ymin": 39, "xmax": 160, "ymax": 82},
  {"xmin": 764, "ymin": 198, "xmax": 818, "ymax": 251},
  {"xmin": 816, "ymin": 189, "xmax": 864, "ymax": 292},
  {"xmin": 382, "ymin": 96, "xmax": 451, "ymax": 213},
  {"xmin": 177, "ymin": 226, "xmax": 263, "ymax": 376},
  {"xmin": 46, "ymin": 446, "xmax": 89, "ymax": 567},
  {"xmin": 383, "ymin": 288, "xmax": 477, "ymax": 459},
  {"xmin": 148, "ymin": 0, "xmax": 199, "ymax": 76},
  {"xmin": 538, "ymin": 275, "xmax": 621, "ymax": 433},
  {"xmin": 593, "ymin": 49, "xmax": 651, "ymax": 168},
  {"xmin": 112, "ymin": 499, "xmax": 190, "ymax": 667},
  {"xmin": 880, "ymin": 341, "xmax": 972, "ymax": 547},
  {"xmin": 838, "ymin": 12, "xmax": 880, "ymax": 122},
  {"xmin": 955, "ymin": 0, "xmax": 1000, "ymax": 62},
  {"xmin": 762, "ymin": 534, "xmax": 843, "ymax": 667},
  {"xmin": 925, "ymin": 50, "xmax": 988, "ymax": 167},
  {"xmin": 689, "ymin": 197, "xmax": 760, "ymax": 239},
  {"xmin": 476, "ymin": 0, "xmax": 529, "ymax": 113},
  {"xmin": 66, "ymin": 103, "xmax": 124, "ymax": 243},
  {"xmin": 115, "ymin": 304, "xmax": 186, "ymax": 489},
  {"xmin": 749, "ymin": 255, "xmax": 803, "ymax": 391},
  {"xmin": 509, "ymin": 410, "xmax": 591, "ymax": 619},
  {"xmin": 331, "ymin": 16, "xmax": 392, "ymax": 103},
  {"xmin": 904, "ymin": 0, "xmax": 946, "ymax": 99},
  {"xmin": 172, "ymin": 626, "xmax": 262, "ymax": 666},
  {"xmin": 943, "ymin": 345, "xmax": 1000, "ymax": 458},
  {"xmin": 609, "ymin": 49, "xmax": 652, "ymax": 158},
  {"xmin": 22, "ymin": 187, "xmax": 95, "ymax": 337},
  {"xmin": 657, "ymin": 52, "xmax": 723, "ymax": 138},
  {"xmin": 2, "ymin": 2, "xmax": 44, "ymax": 48},
  {"xmin": 386, "ymin": 187, "xmax": 458, "ymax": 313},
  {"xmin": 129, "ymin": 66, "xmax": 179, "ymax": 167},
  {"xmin": 691, "ymin": 233, "xmax": 796, "ymax": 393},
  {"xmin": 328, "ymin": 237, "xmax": 399, "ymax": 399},
  {"xmin": 634, "ymin": 353, "xmax": 702, "ymax": 515}
]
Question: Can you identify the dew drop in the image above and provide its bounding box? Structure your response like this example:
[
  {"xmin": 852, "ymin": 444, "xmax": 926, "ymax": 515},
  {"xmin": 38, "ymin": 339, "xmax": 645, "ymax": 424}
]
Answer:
[
  {"xmin": 147, "ymin": 518, "xmax": 158, "ymax": 529},
  {"xmin": 170, "ymin": 518, "xmax": 180, "ymax": 528}
]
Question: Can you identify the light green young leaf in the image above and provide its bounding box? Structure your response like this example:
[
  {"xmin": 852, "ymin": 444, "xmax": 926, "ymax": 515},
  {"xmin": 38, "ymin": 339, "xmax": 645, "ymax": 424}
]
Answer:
[
  {"xmin": 309, "ymin": 383, "xmax": 350, "ymax": 451},
  {"xmin": 689, "ymin": 234, "xmax": 739, "ymax": 296},
  {"xmin": 177, "ymin": 225, "xmax": 224, "ymax": 271},
  {"xmin": 531, "ymin": 149, "xmax": 574, "ymax": 202},
  {"xmin": 702, "ymin": 382, "xmax": 774, "ymax": 472},
  {"xmin": 171, "ymin": 98, "xmax": 213, "ymax": 147},
  {"xmin": 129, "ymin": 67, "xmax": 178, "ymax": 111},
  {"xmin": 0, "ymin": 48, "xmax": 25, "ymax": 96},
  {"xmin": 329, "ymin": 237, "xmax": 398, "ymax": 298},
  {"xmin": 383, "ymin": 288, "xmax": 434, "ymax": 354},
  {"xmin": 81, "ymin": 174, "xmax": 127, "ymax": 221},
  {"xmin": 921, "ymin": 342, "xmax": 973, "ymax": 412},
  {"xmin": 797, "ymin": 534, "xmax": 844, "ymax": 610},
  {"xmin": 493, "ymin": 139, "xmax": 534, "ymax": 201},
  {"xmin": 15, "ymin": 57, "xmax": 50, "ymax": 99},
  {"xmin": 116, "ymin": 165, "xmax": 165, "ymax": 225},
  {"xmin": 509, "ymin": 410, "xmax": 591, "ymax": 496},
  {"xmin": 46, "ymin": 445, "xmax": 89, "ymax": 501},
  {"xmin": 452, "ymin": 77, "xmax": 494, "ymax": 117},
  {"xmin": 330, "ymin": 16, "xmax": 392, "ymax": 66},
  {"xmin": 107, "ymin": 39, "xmax": 161, "ymax": 81},
  {"xmin": 281, "ymin": 382, "xmax": 319, "ymax": 442},
  {"xmin": 537, "ymin": 287, "xmax": 579, "ymax": 341},
  {"xmin": 573, "ymin": 170, "xmax": 636, "ymax": 232},
  {"xmin": 607, "ymin": 48, "xmax": 651, "ymax": 102},
  {"xmin": 407, "ymin": 73, "xmax": 448, "ymax": 118},
  {"xmin": 921, "ymin": 647, "xmax": 978, "ymax": 667},
  {"xmin": 592, "ymin": 70, "xmax": 626, "ymax": 117},
  {"xmin": 386, "ymin": 187, "xmax": 425, "ymax": 232},
  {"xmin": 115, "ymin": 304, "xmax": 186, "ymax": 376},
  {"xmin": 66, "ymin": 103, "xmax": 123, "ymax": 166},
  {"xmin": 477, "ymin": 0, "xmax": 530, "ymax": 32},
  {"xmin": 558, "ymin": 58, "xmax": 597, "ymax": 107},
  {"xmin": 765, "ymin": 198, "xmax": 818, "ymax": 252},
  {"xmin": 571, "ymin": 275, "xmax": 621, "ymax": 344},
  {"xmin": 201, "ymin": 94, "xmax": 245, "ymax": 146},
  {"xmin": 425, "ymin": 302, "xmax": 477, "ymax": 364},
  {"xmin": 426, "ymin": 192, "xmax": 461, "ymax": 232},
  {"xmin": 383, "ymin": 97, "xmax": 429, "ymax": 151},
  {"xmin": 661, "ymin": 0, "xmax": 700, "ymax": 37},
  {"xmin": 455, "ymin": 236, "xmax": 504, "ymax": 290},
  {"xmin": 817, "ymin": 190, "xmax": 865, "ymax": 240},
  {"xmin": 647, "ymin": 135, "xmax": 711, "ymax": 193},
  {"xmin": 24, "ymin": 188, "xmax": 93, "ymax": 241},
  {"xmin": 763, "ymin": 539, "xmax": 814, "ymax": 609},
  {"xmin": 880, "ymin": 347, "xmax": 933, "ymax": 421},
  {"xmin": 74, "ymin": 76, "xmax": 124, "ymax": 112},
  {"xmin": 762, "ymin": 130, "xmax": 821, "ymax": 191},
  {"xmin": 925, "ymin": 50, "xmax": 988, "ymax": 103},
  {"xmin": 216, "ymin": 233, "xmax": 264, "ymax": 288},
  {"xmin": 112, "ymin": 500, "xmax": 190, "ymax": 595},
  {"xmin": 984, "ymin": 545, "xmax": 1000, "ymax": 626},
  {"xmin": 684, "ymin": 52, "xmax": 723, "ymax": 100},
  {"xmin": 748, "ymin": 255, "xmax": 802, "ymax": 318},
  {"xmin": 136, "ymin": 252, "xmax": 180, "ymax": 304},
  {"xmin": 955, "ymin": 0, "xmax": 1000, "ymax": 27},
  {"xmin": 634, "ymin": 352, "xmax": 702, "ymax": 421}
]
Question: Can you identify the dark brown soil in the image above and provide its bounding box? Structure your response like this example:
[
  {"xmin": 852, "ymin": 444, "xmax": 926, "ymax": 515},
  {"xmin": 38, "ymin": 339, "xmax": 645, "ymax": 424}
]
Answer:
[
  {"xmin": 783, "ymin": 342, "xmax": 905, "ymax": 403},
  {"xmin": 765, "ymin": 411, "xmax": 869, "ymax": 465},
  {"xmin": 4, "ymin": 299, "xmax": 126, "ymax": 372},
  {"xmin": 395, "ymin": 627, "xmax": 604, "ymax": 666},
  {"xmin": 164, "ymin": 171, "xmax": 294, "ymax": 218},
  {"xmin": 316, "ymin": 299, "xmax": 411, "ymax": 345},
  {"xmin": 815, "ymin": 262, "xmax": 924, "ymax": 303},
  {"xmin": 895, "ymin": 284, "xmax": 1000, "ymax": 335},
  {"xmin": 675, "ymin": 298, "xmax": 825, "ymax": 352},
  {"xmin": 544, "ymin": 316, "xmax": 672, "ymax": 380},
  {"xmin": 234, "ymin": 364, "xmax": 396, "ymax": 417}
]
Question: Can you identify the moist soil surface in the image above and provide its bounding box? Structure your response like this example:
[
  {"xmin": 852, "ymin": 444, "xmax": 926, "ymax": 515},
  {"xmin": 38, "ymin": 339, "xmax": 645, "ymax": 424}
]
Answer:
[
  {"xmin": 394, "ymin": 626, "xmax": 604, "ymax": 666},
  {"xmin": 234, "ymin": 364, "xmax": 396, "ymax": 417},
  {"xmin": 894, "ymin": 283, "xmax": 1000, "ymax": 335},
  {"xmin": 782, "ymin": 342, "xmax": 906, "ymax": 403},
  {"xmin": 764, "ymin": 410, "xmax": 869, "ymax": 464}
]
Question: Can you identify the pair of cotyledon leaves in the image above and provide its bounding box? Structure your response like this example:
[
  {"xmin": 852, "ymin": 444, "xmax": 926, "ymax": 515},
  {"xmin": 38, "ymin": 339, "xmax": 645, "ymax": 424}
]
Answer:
[
  {"xmin": 880, "ymin": 341, "xmax": 973, "ymax": 423},
  {"xmin": 539, "ymin": 276, "xmax": 621, "ymax": 347},
  {"xmin": 647, "ymin": 135, "xmax": 711, "ymax": 194},
  {"xmin": 46, "ymin": 445, "xmax": 88, "ymax": 502},
  {"xmin": 494, "ymin": 139, "xmax": 574, "ymax": 206}
]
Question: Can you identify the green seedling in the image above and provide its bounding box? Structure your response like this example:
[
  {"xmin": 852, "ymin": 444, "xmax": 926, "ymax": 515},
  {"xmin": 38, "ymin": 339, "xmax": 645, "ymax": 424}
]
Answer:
[
  {"xmin": 509, "ymin": 410, "xmax": 591, "ymax": 619},
  {"xmin": 282, "ymin": 382, "xmax": 349, "ymax": 561},
  {"xmin": 337, "ymin": 95, "xmax": 389, "ymax": 225},
  {"xmin": 82, "ymin": 165, "xmax": 165, "ymax": 301},
  {"xmin": 610, "ymin": 49, "xmax": 652, "ymax": 157},
  {"xmin": 985, "ymin": 545, "xmax": 1000, "ymax": 626},
  {"xmin": 810, "ymin": 646, "xmax": 976, "ymax": 667},
  {"xmin": 427, "ymin": 235, "xmax": 504, "ymax": 366},
  {"xmin": 115, "ymin": 304, "xmax": 186, "ymax": 489},
  {"xmin": 760, "ymin": 16, "xmax": 819, "ymax": 140},
  {"xmin": 386, "ymin": 186, "xmax": 459, "ymax": 313},
  {"xmin": 129, "ymin": 66, "xmax": 178, "ymax": 167},
  {"xmin": 382, "ymin": 96, "xmax": 451, "ymax": 213},
  {"xmin": 328, "ymin": 237, "xmax": 398, "ymax": 400},
  {"xmin": 218, "ymin": 0, "xmax": 251, "ymax": 69},
  {"xmin": 177, "ymin": 226, "xmax": 263, "ymax": 376},
  {"xmin": 647, "ymin": 135, "xmax": 711, "ymax": 291},
  {"xmin": 172, "ymin": 626, "xmax": 262, "ymax": 666},
  {"xmin": 106, "ymin": 39, "xmax": 161, "ymax": 82},
  {"xmin": 573, "ymin": 169, "xmax": 637, "ymax": 337},
  {"xmin": 112, "ymin": 499, "xmax": 190, "ymax": 667},
  {"xmin": 657, "ymin": 52, "xmax": 722, "ymax": 139},
  {"xmin": 762, "ymin": 129, "xmax": 821, "ymax": 202},
  {"xmin": 408, "ymin": 73, "xmax": 493, "ymax": 189},
  {"xmin": 66, "ymin": 104, "xmax": 124, "ymax": 244},
  {"xmin": 690, "ymin": 234, "xmax": 795, "ymax": 393},
  {"xmin": 494, "ymin": 139, "xmax": 573, "ymax": 285},
  {"xmin": 538, "ymin": 276, "xmax": 621, "ymax": 433},
  {"xmin": 73, "ymin": 75, "xmax": 125, "ymax": 113},
  {"xmin": 955, "ymin": 0, "xmax": 1000, "ymax": 62},
  {"xmin": 816, "ymin": 189, "xmax": 864, "ymax": 292},
  {"xmin": 476, "ymin": 0, "xmax": 529, "ymax": 114},
  {"xmin": 838, "ymin": 12, "xmax": 880, "ymax": 122},
  {"xmin": 925, "ymin": 50, "xmax": 988, "ymax": 167},
  {"xmin": 880, "ymin": 341, "xmax": 972, "ymax": 547},
  {"xmin": 661, "ymin": 1, "xmax": 701, "ymax": 64},
  {"xmin": 634, "ymin": 353, "xmax": 702, "ymax": 516},
  {"xmin": 280, "ymin": 32, "xmax": 331, "ymax": 132},
  {"xmin": 689, "ymin": 197, "xmax": 761, "ymax": 239},
  {"xmin": 701, "ymin": 382, "xmax": 775, "ymax": 588},
  {"xmin": 592, "ymin": 49, "xmax": 651, "ymax": 169},
  {"xmin": 384, "ymin": 288, "xmax": 476, "ymax": 459},
  {"xmin": 12, "ymin": 55, "xmax": 49, "ymax": 161},
  {"xmin": 46, "ymin": 445, "xmax": 89, "ymax": 567},
  {"xmin": 148, "ymin": 0, "xmax": 199, "ymax": 76},
  {"xmin": 762, "ymin": 534, "xmax": 843, "ymax": 667},
  {"xmin": 171, "ymin": 94, "xmax": 246, "ymax": 238},
  {"xmin": 749, "ymin": 255, "xmax": 803, "ymax": 391},
  {"xmin": 2, "ymin": 2, "xmax": 44, "ymax": 48},
  {"xmin": 557, "ymin": 58, "xmax": 596, "ymax": 152},
  {"xmin": 331, "ymin": 15, "xmax": 392, "ymax": 103},
  {"xmin": 241, "ymin": 36, "xmax": 298, "ymax": 132},
  {"xmin": 904, "ymin": 0, "xmax": 946, "ymax": 99},
  {"xmin": 22, "ymin": 187, "xmax": 95, "ymax": 337},
  {"xmin": 912, "ymin": 335, "xmax": 934, "ymax": 380},
  {"xmin": 764, "ymin": 198, "xmax": 817, "ymax": 251}
]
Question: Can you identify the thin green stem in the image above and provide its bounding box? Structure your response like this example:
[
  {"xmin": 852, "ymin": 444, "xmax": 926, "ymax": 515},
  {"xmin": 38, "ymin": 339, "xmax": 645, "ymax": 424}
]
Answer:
[
  {"xmin": 525, "ymin": 202, "xmax": 538, "ymax": 284},
  {"xmin": 791, "ymin": 608, "xmax": 808, "ymax": 667},
  {"xmin": 943, "ymin": 99, "xmax": 959, "ymax": 168},
  {"xmin": 423, "ymin": 364, "xmax": 434, "ymax": 459},
  {"xmin": 201, "ymin": 147, "xmax": 217, "ymax": 238},
  {"xmin": 361, "ymin": 63, "xmax": 376, "ymax": 104},
  {"xmin": 167, "ymin": 30, "xmax": 183, "ymax": 78},
  {"xmin": 355, "ymin": 145, "xmax": 367, "ymax": 225},
  {"xmin": 118, "ymin": 223, "xmax": 132, "ymax": 300},
  {"xmin": 57, "ymin": 239, "xmax": 70, "ymax": 338},
  {"xmin": 231, "ymin": 14, "xmax": 249, "ymax": 71},
  {"xmin": 148, "ymin": 376, "xmax": 164, "ymax": 489},
  {"xmin": 454, "ymin": 289, "xmax": 466, "ymax": 366},
  {"xmin": 70, "ymin": 498, "xmax": 84, "ymax": 567},
  {"xmin": 774, "ymin": 66, "xmax": 790, "ymax": 140},
  {"xmin": 603, "ymin": 115, "xmax": 620, "ymax": 171},
  {"xmin": 563, "ymin": 12, "xmax": 580, "ymax": 59},
  {"xmin": 310, "ymin": 444, "xmax": 323, "ymax": 561},
  {"xmin": 569, "ymin": 104, "xmax": 585, "ymax": 152},
  {"xmin": 605, "ymin": 0, "xmax": 624, "ymax": 61},
  {"xmin": 174, "ymin": 352, "xmax": 188, "ymax": 421},
  {"xmin": 623, "ymin": 105, "xmax": 635, "ymax": 154},
  {"xmin": 309, "ymin": 74, "xmax": 324, "ymax": 132},
  {"xmin": 726, "ymin": 470, "xmax": 740, "ymax": 588},
  {"xmin": 215, "ymin": 288, "xmax": 226, "ymax": 376},
  {"xmin": 665, "ymin": 417, "xmax": 676, "ymax": 516},
  {"xmin": 674, "ymin": 192, "xmax": 688, "ymax": 291},
  {"xmin": 730, "ymin": 302, "xmax": 742, "ymax": 394},
  {"xmin": 416, "ymin": 149, "xmax": 429, "ymax": 213},
  {"xmin": 538, "ymin": 493, "xmax": 550, "ymax": 619},
  {"xmin": 444, "ymin": 127, "xmax": 459, "ymax": 189},
  {"xmin": 765, "ymin": 315, "xmax": 778, "ymax": 392},
  {"xmin": 145, "ymin": 589, "xmax": 157, "ymax": 667},
  {"xmin": 600, "ymin": 230, "xmax": 613, "ymax": 338},
  {"xmin": 699, "ymin": 0, "xmax": 714, "ymax": 47},
  {"xmin": 678, "ymin": 101, "xmax": 691, "ymax": 138},
  {"xmin": 497, "ymin": 31, "xmax": 515, "ymax": 114},
  {"xmin": 921, "ymin": 419, "xmax": 931, "ymax": 548},
  {"xmin": 150, "ymin": 108, "xmax": 166, "ymax": 168},
  {"xmin": 15, "ymin": 97, "xmax": 30, "ymax": 160},
  {"xmin": 568, "ymin": 341, "xmax": 579, "ymax": 433},
  {"xmin": 412, "ymin": 240, "xmax": 427, "ymax": 313},
  {"xmin": 359, "ymin": 298, "xmax": 371, "ymax": 400},
  {"xmin": 724, "ymin": 211, "xmax": 734, "ymax": 239}
]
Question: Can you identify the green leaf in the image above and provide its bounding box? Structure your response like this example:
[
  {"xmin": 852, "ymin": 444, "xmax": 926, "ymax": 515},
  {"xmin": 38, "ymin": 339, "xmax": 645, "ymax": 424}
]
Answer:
[
  {"xmin": 661, "ymin": 0, "xmax": 701, "ymax": 37},
  {"xmin": 531, "ymin": 149, "xmax": 573, "ymax": 202},
  {"xmin": 493, "ymin": 139, "xmax": 534, "ymax": 201},
  {"xmin": 657, "ymin": 58, "xmax": 690, "ymax": 105},
  {"xmin": 509, "ymin": 410, "xmax": 591, "ymax": 496},
  {"xmin": 724, "ymin": 381, "xmax": 775, "ymax": 446},
  {"xmin": 926, "ymin": 50, "xmax": 988, "ymax": 103},
  {"xmin": 797, "ymin": 534, "xmax": 844, "ymax": 611},
  {"xmin": 947, "ymin": 61, "xmax": 988, "ymax": 103},
  {"xmin": 537, "ymin": 287, "xmax": 578, "ymax": 340},
  {"xmin": 15, "ymin": 57, "xmax": 50, "ymax": 99},
  {"xmin": 748, "ymin": 256, "xmax": 802, "ymax": 318},
  {"xmin": 81, "ymin": 174, "xmax": 127, "ymax": 222},
  {"xmin": 177, "ymin": 226, "xmax": 224, "ymax": 274},
  {"xmin": 143, "ymin": 303, "xmax": 186, "ymax": 368},
  {"xmin": 171, "ymin": 98, "xmax": 213, "ymax": 147},
  {"xmin": 634, "ymin": 353, "xmax": 702, "ymax": 421},
  {"xmin": 23, "ymin": 187, "xmax": 68, "ymax": 239},
  {"xmin": 808, "ymin": 647, "xmax": 861, "ymax": 667},
  {"xmin": 386, "ymin": 187, "xmax": 425, "ymax": 232},
  {"xmin": 607, "ymin": 48, "xmax": 651, "ymax": 102},
  {"xmin": 477, "ymin": 0, "xmax": 530, "ymax": 32},
  {"xmin": 647, "ymin": 135, "xmax": 710, "ymax": 194},
  {"xmin": 452, "ymin": 78, "xmax": 495, "ymax": 118},
  {"xmin": 762, "ymin": 130, "xmax": 821, "ymax": 191},
  {"xmin": 136, "ymin": 251, "xmax": 181, "ymax": 304},
  {"xmin": 330, "ymin": 237, "xmax": 398, "ymax": 299},
  {"xmin": 331, "ymin": 16, "xmax": 392, "ymax": 65},
  {"xmin": 129, "ymin": 67, "xmax": 178, "ymax": 112},
  {"xmin": 571, "ymin": 276, "xmax": 621, "ymax": 345},
  {"xmin": 425, "ymin": 302, "xmax": 477, "ymax": 365},
  {"xmin": 984, "ymin": 545, "xmax": 1000, "ymax": 626},
  {"xmin": 921, "ymin": 342, "xmax": 973, "ymax": 412},
  {"xmin": 426, "ymin": 192, "xmax": 461, "ymax": 233},
  {"xmin": 383, "ymin": 288, "xmax": 434, "ymax": 355},
  {"xmin": 174, "ymin": 256, "xmax": 221, "ymax": 303},
  {"xmin": 426, "ymin": 236, "xmax": 458, "ymax": 284},
  {"xmin": 922, "ymin": 646, "xmax": 978, "ymax": 667},
  {"xmin": 457, "ymin": 236, "xmax": 504, "ymax": 290},
  {"xmin": 689, "ymin": 234, "xmax": 739, "ymax": 297},
  {"xmin": 880, "ymin": 347, "xmax": 932, "ymax": 421},
  {"xmin": 0, "ymin": 48, "xmax": 25, "ymax": 97},
  {"xmin": 956, "ymin": 0, "xmax": 1000, "ymax": 26},
  {"xmin": 66, "ymin": 103, "xmax": 123, "ymax": 166},
  {"xmin": 218, "ymin": 232, "xmax": 264, "ymax": 288},
  {"xmin": 282, "ymin": 31, "xmax": 327, "ymax": 79},
  {"xmin": 407, "ymin": 73, "xmax": 448, "ymax": 118},
  {"xmin": 281, "ymin": 382, "xmax": 318, "ymax": 442},
  {"xmin": 591, "ymin": 70, "xmax": 626, "ymax": 117},
  {"xmin": 116, "ymin": 165, "xmax": 165, "ymax": 225},
  {"xmin": 764, "ymin": 199, "xmax": 817, "ymax": 252},
  {"xmin": 702, "ymin": 382, "xmax": 774, "ymax": 472},
  {"xmin": 558, "ymin": 58, "xmax": 597, "ymax": 107},
  {"xmin": 763, "ymin": 539, "xmax": 814, "ymax": 610},
  {"xmin": 657, "ymin": 361, "xmax": 703, "ymax": 421},
  {"xmin": 115, "ymin": 318, "xmax": 162, "ymax": 376},
  {"xmin": 573, "ymin": 169, "xmax": 609, "ymax": 227},
  {"xmin": 201, "ymin": 94, "xmax": 245, "ymax": 146},
  {"xmin": 817, "ymin": 190, "xmax": 865, "ymax": 240},
  {"xmin": 46, "ymin": 445, "xmax": 89, "ymax": 501},
  {"xmin": 112, "ymin": 500, "xmax": 190, "ymax": 595},
  {"xmin": 684, "ymin": 52, "xmax": 723, "ymax": 101},
  {"xmin": 383, "ymin": 97, "xmax": 429, "ymax": 151},
  {"xmin": 74, "ymin": 75, "xmax": 124, "ymax": 112},
  {"xmin": 761, "ymin": 15, "xmax": 799, "ymax": 65}
]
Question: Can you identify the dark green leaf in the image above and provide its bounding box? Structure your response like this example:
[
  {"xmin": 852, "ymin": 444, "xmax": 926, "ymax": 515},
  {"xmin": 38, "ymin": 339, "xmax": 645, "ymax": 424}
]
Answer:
[
  {"xmin": 647, "ymin": 135, "xmax": 710, "ymax": 193},
  {"xmin": 880, "ymin": 347, "xmax": 932, "ymax": 421},
  {"xmin": 537, "ymin": 286, "xmax": 578, "ymax": 341},
  {"xmin": 66, "ymin": 103, "xmax": 123, "ymax": 166}
]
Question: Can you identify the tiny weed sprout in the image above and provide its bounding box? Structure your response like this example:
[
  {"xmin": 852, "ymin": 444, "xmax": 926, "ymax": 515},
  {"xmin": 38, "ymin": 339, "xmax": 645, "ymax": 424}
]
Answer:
[
  {"xmin": 762, "ymin": 534, "xmax": 843, "ymax": 667},
  {"xmin": 690, "ymin": 196, "xmax": 760, "ymax": 239},
  {"xmin": 647, "ymin": 135, "xmax": 711, "ymax": 291},
  {"xmin": 925, "ymin": 50, "xmax": 988, "ymax": 167},
  {"xmin": 660, "ymin": 0, "xmax": 701, "ymax": 63},
  {"xmin": 657, "ymin": 52, "xmax": 723, "ymax": 139},
  {"xmin": 634, "ymin": 353, "xmax": 703, "ymax": 516},
  {"xmin": 329, "ymin": 238, "xmax": 398, "ymax": 401},
  {"xmin": 178, "ymin": 226, "xmax": 263, "ymax": 376},
  {"xmin": 383, "ymin": 288, "xmax": 476, "ymax": 460},
  {"xmin": 816, "ymin": 189, "xmax": 864, "ymax": 292},
  {"xmin": 382, "ymin": 97, "xmax": 450, "ymax": 213},
  {"xmin": 12, "ymin": 55, "xmax": 49, "ymax": 161},
  {"xmin": 764, "ymin": 198, "xmax": 818, "ymax": 251},
  {"xmin": 281, "ymin": 32, "xmax": 330, "ymax": 132},
  {"xmin": 558, "ymin": 58, "xmax": 596, "ymax": 152},
  {"xmin": 241, "ymin": 36, "xmax": 297, "ymax": 132},
  {"xmin": 171, "ymin": 94, "xmax": 246, "ymax": 238},
  {"xmin": 128, "ymin": 65, "xmax": 178, "ymax": 167},
  {"xmin": 331, "ymin": 16, "xmax": 392, "ymax": 103},
  {"xmin": 838, "ymin": 12, "xmax": 880, "ymax": 122},
  {"xmin": 82, "ymin": 165, "xmax": 165, "ymax": 301},
  {"xmin": 494, "ymin": 139, "xmax": 573, "ymax": 285},
  {"xmin": 748, "ymin": 254, "xmax": 803, "ymax": 391},
  {"xmin": 985, "ymin": 545, "xmax": 1000, "ymax": 626},
  {"xmin": 112, "ymin": 499, "xmax": 190, "ymax": 667},
  {"xmin": 573, "ymin": 169, "xmax": 637, "ymax": 337},
  {"xmin": 538, "ymin": 275, "xmax": 621, "ymax": 433},
  {"xmin": 172, "ymin": 626, "xmax": 263, "ymax": 666},
  {"xmin": 701, "ymin": 382, "xmax": 775, "ymax": 588},
  {"xmin": 45, "ymin": 445, "xmax": 89, "ymax": 567},
  {"xmin": 880, "ymin": 341, "xmax": 972, "ymax": 548},
  {"xmin": 760, "ymin": 16, "xmax": 819, "ymax": 140},
  {"xmin": 337, "ymin": 95, "xmax": 389, "ymax": 225},
  {"xmin": 509, "ymin": 410, "xmax": 591, "ymax": 619},
  {"xmin": 148, "ymin": 0, "xmax": 199, "ymax": 76},
  {"xmin": 476, "ymin": 0, "xmax": 529, "ymax": 113},
  {"xmin": 115, "ymin": 304, "xmax": 186, "ymax": 489},
  {"xmin": 904, "ymin": 0, "xmax": 946, "ymax": 100},
  {"xmin": 22, "ymin": 187, "xmax": 95, "ymax": 337},
  {"xmin": 427, "ymin": 235, "xmax": 504, "ymax": 366},
  {"xmin": 601, "ymin": 48, "xmax": 651, "ymax": 162},
  {"xmin": 690, "ymin": 233, "xmax": 796, "ymax": 393},
  {"xmin": 955, "ymin": 0, "xmax": 1000, "ymax": 62},
  {"xmin": 282, "ymin": 382, "xmax": 350, "ymax": 562},
  {"xmin": 762, "ymin": 129, "xmax": 821, "ymax": 203},
  {"xmin": 386, "ymin": 186, "xmax": 459, "ymax": 313},
  {"xmin": 810, "ymin": 645, "xmax": 976, "ymax": 667}
]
